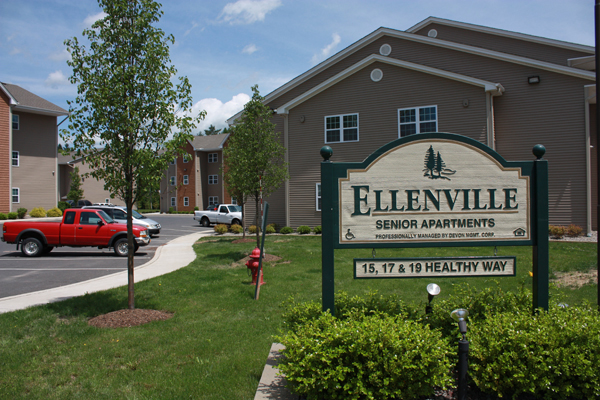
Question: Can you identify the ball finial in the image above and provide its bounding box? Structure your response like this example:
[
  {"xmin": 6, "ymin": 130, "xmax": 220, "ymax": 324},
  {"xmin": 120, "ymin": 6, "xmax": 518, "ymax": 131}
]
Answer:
[
  {"xmin": 532, "ymin": 144, "xmax": 545, "ymax": 159},
  {"xmin": 320, "ymin": 146, "xmax": 333, "ymax": 161}
]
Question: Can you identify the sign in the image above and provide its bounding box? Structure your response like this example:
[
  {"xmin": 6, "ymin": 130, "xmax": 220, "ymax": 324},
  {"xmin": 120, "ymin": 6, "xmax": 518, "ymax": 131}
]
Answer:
[
  {"xmin": 339, "ymin": 139, "xmax": 530, "ymax": 245},
  {"xmin": 354, "ymin": 256, "xmax": 516, "ymax": 279}
]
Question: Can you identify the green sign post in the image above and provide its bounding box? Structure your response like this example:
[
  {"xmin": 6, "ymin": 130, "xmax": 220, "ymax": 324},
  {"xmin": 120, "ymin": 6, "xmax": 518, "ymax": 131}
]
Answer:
[{"xmin": 320, "ymin": 133, "xmax": 549, "ymax": 315}]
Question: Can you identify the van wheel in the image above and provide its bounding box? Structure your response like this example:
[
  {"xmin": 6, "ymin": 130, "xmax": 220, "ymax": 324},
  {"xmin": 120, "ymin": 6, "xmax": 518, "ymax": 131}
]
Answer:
[
  {"xmin": 114, "ymin": 238, "xmax": 129, "ymax": 257},
  {"xmin": 201, "ymin": 217, "xmax": 210, "ymax": 227},
  {"xmin": 22, "ymin": 238, "xmax": 43, "ymax": 257}
]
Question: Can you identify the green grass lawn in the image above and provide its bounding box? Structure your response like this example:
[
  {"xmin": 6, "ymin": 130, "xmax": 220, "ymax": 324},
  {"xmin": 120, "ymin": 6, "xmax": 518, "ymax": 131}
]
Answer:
[{"xmin": 0, "ymin": 236, "xmax": 596, "ymax": 399}]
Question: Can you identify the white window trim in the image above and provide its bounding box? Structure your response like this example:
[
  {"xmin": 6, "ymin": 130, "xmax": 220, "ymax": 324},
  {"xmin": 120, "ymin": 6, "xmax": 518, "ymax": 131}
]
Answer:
[
  {"xmin": 169, "ymin": 176, "xmax": 176, "ymax": 186},
  {"xmin": 12, "ymin": 151, "xmax": 19, "ymax": 167},
  {"xmin": 183, "ymin": 197, "xmax": 189, "ymax": 207},
  {"xmin": 12, "ymin": 188, "xmax": 20, "ymax": 203},
  {"xmin": 12, "ymin": 115, "xmax": 19, "ymax": 130},
  {"xmin": 208, "ymin": 175, "xmax": 218, "ymax": 185},
  {"xmin": 208, "ymin": 196, "xmax": 219, "ymax": 206},
  {"xmin": 183, "ymin": 155, "xmax": 189, "ymax": 163},
  {"xmin": 397, "ymin": 105, "xmax": 438, "ymax": 138},
  {"xmin": 316, "ymin": 183, "xmax": 321, "ymax": 211},
  {"xmin": 208, "ymin": 153, "xmax": 218, "ymax": 163},
  {"xmin": 170, "ymin": 197, "xmax": 176, "ymax": 207},
  {"xmin": 324, "ymin": 113, "xmax": 359, "ymax": 144},
  {"xmin": 183, "ymin": 175, "xmax": 189, "ymax": 185}
]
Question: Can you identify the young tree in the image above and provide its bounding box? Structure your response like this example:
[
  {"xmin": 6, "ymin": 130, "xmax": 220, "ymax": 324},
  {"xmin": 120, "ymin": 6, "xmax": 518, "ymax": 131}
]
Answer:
[
  {"xmin": 67, "ymin": 166, "xmax": 85, "ymax": 204},
  {"xmin": 203, "ymin": 124, "xmax": 222, "ymax": 136},
  {"xmin": 62, "ymin": 0, "xmax": 204, "ymax": 309},
  {"xmin": 223, "ymin": 85, "xmax": 288, "ymax": 247}
]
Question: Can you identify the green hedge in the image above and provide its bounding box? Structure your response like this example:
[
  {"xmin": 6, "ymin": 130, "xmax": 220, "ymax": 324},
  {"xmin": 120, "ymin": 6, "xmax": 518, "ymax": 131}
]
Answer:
[{"xmin": 277, "ymin": 311, "xmax": 452, "ymax": 399}]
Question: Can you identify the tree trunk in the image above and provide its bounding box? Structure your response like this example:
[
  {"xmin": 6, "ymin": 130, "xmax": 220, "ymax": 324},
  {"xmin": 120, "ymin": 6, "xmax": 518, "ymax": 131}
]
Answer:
[
  {"xmin": 127, "ymin": 179, "xmax": 135, "ymax": 310},
  {"xmin": 255, "ymin": 195, "xmax": 260, "ymax": 248}
]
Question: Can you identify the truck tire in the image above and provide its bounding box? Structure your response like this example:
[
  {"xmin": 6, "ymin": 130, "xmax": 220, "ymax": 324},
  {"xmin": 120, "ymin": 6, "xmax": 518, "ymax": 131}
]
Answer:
[
  {"xmin": 42, "ymin": 246, "xmax": 54, "ymax": 254},
  {"xmin": 231, "ymin": 219, "xmax": 241, "ymax": 226},
  {"xmin": 113, "ymin": 238, "xmax": 129, "ymax": 257},
  {"xmin": 201, "ymin": 217, "xmax": 210, "ymax": 227},
  {"xmin": 22, "ymin": 237, "xmax": 43, "ymax": 257}
]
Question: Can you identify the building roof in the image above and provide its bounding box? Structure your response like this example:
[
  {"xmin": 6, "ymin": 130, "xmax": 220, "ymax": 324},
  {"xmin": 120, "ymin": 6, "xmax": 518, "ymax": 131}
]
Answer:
[
  {"xmin": 190, "ymin": 133, "xmax": 229, "ymax": 151},
  {"xmin": 0, "ymin": 82, "xmax": 68, "ymax": 117},
  {"xmin": 227, "ymin": 17, "xmax": 596, "ymax": 124}
]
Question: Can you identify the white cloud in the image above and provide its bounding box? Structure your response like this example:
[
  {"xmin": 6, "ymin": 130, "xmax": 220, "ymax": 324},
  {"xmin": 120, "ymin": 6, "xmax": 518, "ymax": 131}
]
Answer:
[
  {"xmin": 311, "ymin": 33, "xmax": 341, "ymax": 65},
  {"xmin": 184, "ymin": 21, "xmax": 200, "ymax": 37},
  {"xmin": 45, "ymin": 70, "xmax": 70, "ymax": 88},
  {"xmin": 218, "ymin": 0, "xmax": 281, "ymax": 24},
  {"xmin": 191, "ymin": 93, "xmax": 251, "ymax": 134},
  {"xmin": 83, "ymin": 12, "xmax": 107, "ymax": 27},
  {"xmin": 48, "ymin": 48, "xmax": 71, "ymax": 62},
  {"xmin": 242, "ymin": 44, "xmax": 258, "ymax": 54}
]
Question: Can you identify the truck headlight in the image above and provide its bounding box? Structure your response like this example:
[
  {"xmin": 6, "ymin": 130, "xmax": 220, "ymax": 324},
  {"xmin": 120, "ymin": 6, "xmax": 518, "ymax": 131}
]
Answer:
[{"xmin": 140, "ymin": 230, "xmax": 148, "ymax": 237}]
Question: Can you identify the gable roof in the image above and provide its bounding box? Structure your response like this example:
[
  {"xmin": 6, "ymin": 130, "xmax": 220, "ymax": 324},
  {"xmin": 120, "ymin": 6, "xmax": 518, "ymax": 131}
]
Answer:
[
  {"xmin": 406, "ymin": 17, "xmax": 595, "ymax": 54},
  {"xmin": 276, "ymin": 54, "xmax": 504, "ymax": 115},
  {"xmin": 190, "ymin": 133, "xmax": 229, "ymax": 151},
  {"xmin": 228, "ymin": 18, "xmax": 595, "ymax": 124},
  {"xmin": 0, "ymin": 82, "xmax": 68, "ymax": 117}
]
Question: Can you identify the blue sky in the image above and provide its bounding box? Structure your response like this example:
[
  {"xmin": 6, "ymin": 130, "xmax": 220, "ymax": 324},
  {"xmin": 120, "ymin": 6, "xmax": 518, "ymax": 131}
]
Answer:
[{"xmin": 1, "ymin": 0, "xmax": 596, "ymax": 135}]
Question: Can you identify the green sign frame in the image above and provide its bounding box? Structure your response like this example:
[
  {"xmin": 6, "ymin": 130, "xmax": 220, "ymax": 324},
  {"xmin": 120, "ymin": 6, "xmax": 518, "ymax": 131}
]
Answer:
[{"xmin": 321, "ymin": 132, "xmax": 549, "ymax": 314}]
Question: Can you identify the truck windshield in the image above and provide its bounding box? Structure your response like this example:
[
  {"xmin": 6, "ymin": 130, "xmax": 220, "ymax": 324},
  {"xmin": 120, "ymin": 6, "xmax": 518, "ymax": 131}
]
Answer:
[
  {"xmin": 97, "ymin": 210, "xmax": 114, "ymax": 223},
  {"xmin": 228, "ymin": 205, "xmax": 242, "ymax": 213}
]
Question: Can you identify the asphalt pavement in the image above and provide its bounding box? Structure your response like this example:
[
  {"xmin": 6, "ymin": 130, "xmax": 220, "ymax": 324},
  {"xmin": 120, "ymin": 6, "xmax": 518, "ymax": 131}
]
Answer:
[{"xmin": 0, "ymin": 214, "xmax": 213, "ymax": 313}]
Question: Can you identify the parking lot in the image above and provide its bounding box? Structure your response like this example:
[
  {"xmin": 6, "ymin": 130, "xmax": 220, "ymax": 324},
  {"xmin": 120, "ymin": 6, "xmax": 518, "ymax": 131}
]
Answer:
[{"xmin": 0, "ymin": 214, "xmax": 212, "ymax": 299}]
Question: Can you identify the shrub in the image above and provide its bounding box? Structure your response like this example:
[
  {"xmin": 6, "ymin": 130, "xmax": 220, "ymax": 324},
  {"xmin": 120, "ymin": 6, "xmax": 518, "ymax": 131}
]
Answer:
[
  {"xmin": 277, "ymin": 311, "xmax": 453, "ymax": 400},
  {"xmin": 214, "ymin": 224, "xmax": 228, "ymax": 234},
  {"xmin": 168, "ymin": 207, "xmax": 174, "ymax": 214},
  {"xmin": 30, "ymin": 207, "xmax": 47, "ymax": 218},
  {"xmin": 229, "ymin": 224, "xmax": 243, "ymax": 234},
  {"xmin": 7, "ymin": 212, "xmax": 18, "ymax": 219},
  {"xmin": 46, "ymin": 207, "xmax": 63, "ymax": 217},
  {"xmin": 267, "ymin": 223, "xmax": 279, "ymax": 232},
  {"xmin": 57, "ymin": 201, "xmax": 70, "ymax": 212},
  {"xmin": 17, "ymin": 208, "xmax": 27, "ymax": 219},
  {"xmin": 566, "ymin": 224, "xmax": 583, "ymax": 237},
  {"xmin": 297, "ymin": 225, "xmax": 311, "ymax": 234},
  {"xmin": 194, "ymin": 206, "xmax": 199, "ymax": 211},
  {"xmin": 248, "ymin": 225, "xmax": 261, "ymax": 234},
  {"xmin": 265, "ymin": 225, "xmax": 276, "ymax": 234},
  {"xmin": 0, "ymin": 213, "xmax": 6, "ymax": 220},
  {"xmin": 470, "ymin": 305, "xmax": 600, "ymax": 399},
  {"xmin": 313, "ymin": 225, "xmax": 322, "ymax": 234},
  {"xmin": 280, "ymin": 226, "xmax": 293, "ymax": 234},
  {"xmin": 549, "ymin": 225, "xmax": 566, "ymax": 238}
]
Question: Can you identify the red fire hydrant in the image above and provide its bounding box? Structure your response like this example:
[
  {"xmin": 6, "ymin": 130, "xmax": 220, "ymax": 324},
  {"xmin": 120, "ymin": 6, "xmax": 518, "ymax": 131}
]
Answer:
[{"xmin": 246, "ymin": 247, "xmax": 265, "ymax": 286}]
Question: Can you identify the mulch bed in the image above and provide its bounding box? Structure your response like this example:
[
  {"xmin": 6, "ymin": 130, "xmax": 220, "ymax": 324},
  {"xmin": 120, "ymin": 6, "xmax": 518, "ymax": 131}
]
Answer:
[{"xmin": 88, "ymin": 309, "xmax": 173, "ymax": 329}]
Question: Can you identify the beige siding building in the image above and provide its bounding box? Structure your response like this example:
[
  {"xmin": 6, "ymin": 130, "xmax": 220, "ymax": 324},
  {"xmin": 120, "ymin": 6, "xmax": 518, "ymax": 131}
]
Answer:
[
  {"xmin": 0, "ymin": 83, "xmax": 68, "ymax": 214},
  {"xmin": 228, "ymin": 17, "xmax": 597, "ymax": 232}
]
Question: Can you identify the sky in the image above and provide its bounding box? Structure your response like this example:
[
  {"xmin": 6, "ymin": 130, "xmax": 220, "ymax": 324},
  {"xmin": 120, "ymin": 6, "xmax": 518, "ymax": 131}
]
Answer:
[{"xmin": 1, "ymin": 0, "xmax": 597, "ymax": 136}]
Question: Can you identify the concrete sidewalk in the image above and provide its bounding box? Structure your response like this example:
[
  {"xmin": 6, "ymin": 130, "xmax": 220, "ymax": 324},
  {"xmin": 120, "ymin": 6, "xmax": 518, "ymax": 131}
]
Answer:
[{"xmin": 0, "ymin": 231, "xmax": 213, "ymax": 314}]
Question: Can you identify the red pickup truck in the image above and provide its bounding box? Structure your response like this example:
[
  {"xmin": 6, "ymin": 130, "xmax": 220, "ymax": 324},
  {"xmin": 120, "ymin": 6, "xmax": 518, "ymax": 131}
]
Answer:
[{"xmin": 1, "ymin": 208, "xmax": 150, "ymax": 257}]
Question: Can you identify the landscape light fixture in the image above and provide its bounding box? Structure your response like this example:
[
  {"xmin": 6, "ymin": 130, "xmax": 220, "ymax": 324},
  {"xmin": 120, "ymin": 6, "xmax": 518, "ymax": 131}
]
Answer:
[
  {"xmin": 425, "ymin": 283, "xmax": 440, "ymax": 314},
  {"xmin": 528, "ymin": 76, "xmax": 541, "ymax": 84},
  {"xmin": 451, "ymin": 308, "xmax": 469, "ymax": 400}
]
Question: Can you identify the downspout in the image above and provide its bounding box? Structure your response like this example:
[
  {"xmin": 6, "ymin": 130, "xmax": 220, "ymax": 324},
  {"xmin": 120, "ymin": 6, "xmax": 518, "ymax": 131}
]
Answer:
[
  {"xmin": 56, "ymin": 116, "xmax": 68, "ymax": 206},
  {"xmin": 584, "ymin": 86, "xmax": 593, "ymax": 235},
  {"xmin": 283, "ymin": 114, "xmax": 290, "ymax": 227},
  {"xmin": 8, "ymin": 109, "xmax": 13, "ymax": 213}
]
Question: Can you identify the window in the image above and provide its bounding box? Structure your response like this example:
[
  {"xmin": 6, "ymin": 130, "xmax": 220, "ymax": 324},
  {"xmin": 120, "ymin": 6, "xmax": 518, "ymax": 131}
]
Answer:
[
  {"xmin": 12, "ymin": 188, "xmax": 19, "ymax": 203},
  {"xmin": 64, "ymin": 211, "xmax": 76, "ymax": 224},
  {"xmin": 316, "ymin": 183, "xmax": 321, "ymax": 211},
  {"xmin": 12, "ymin": 151, "xmax": 19, "ymax": 166},
  {"xmin": 183, "ymin": 155, "xmax": 189, "ymax": 163},
  {"xmin": 208, "ymin": 153, "xmax": 218, "ymax": 163},
  {"xmin": 208, "ymin": 196, "xmax": 219, "ymax": 206},
  {"xmin": 184, "ymin": 197, "xmax": 189, "ymax": 207},
  {"xmin": 183, "ymin": 175, "xmax": 189, "ymax": 185},
  {"xmin": 208, "ymin": 175, "xmax": 218, "ymax": 185},
  {"xmin": 170, "ymin": 159, "xmax": 175, "ymax": 165},
  {"xmin": 170, "ymin": 176, "xmax": 175, "ymax": 186},
  {"xmin": 112, "ymin": 209, "xmax": 126, "ymax": 219},
  {"xmin": 325, "ymin": 113, "xmax": 358, "ymax": 143},
  {"xmin": 12, "ymin": 115, "xmax": 19, "ymax": 130},
  {"xmin": 398, "ymin": 106, "xmax": 437, "ymax": 137},
  {"xmin": 79, "ymin": 211, "xmax": 102, "ymax": 225},
  {"xmin": 170, "ymin": 197, "xmax": 176, "ymax": 207},
  {"xmin": 231, "ymin": 196, "xmax": 237, "ymax": 205}
]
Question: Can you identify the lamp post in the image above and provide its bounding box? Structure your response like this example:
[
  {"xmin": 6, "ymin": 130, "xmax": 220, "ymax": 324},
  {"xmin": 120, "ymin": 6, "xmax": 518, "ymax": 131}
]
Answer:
[
  {"xmin": 425, "ymin": 283, "xmax": 440, "ymax": 314},
  {"xmin": 451, "ymin": 308, "xmax": 469, "ymax": 400}
]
